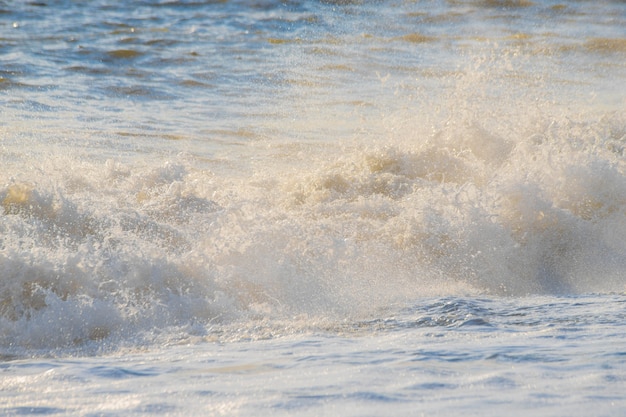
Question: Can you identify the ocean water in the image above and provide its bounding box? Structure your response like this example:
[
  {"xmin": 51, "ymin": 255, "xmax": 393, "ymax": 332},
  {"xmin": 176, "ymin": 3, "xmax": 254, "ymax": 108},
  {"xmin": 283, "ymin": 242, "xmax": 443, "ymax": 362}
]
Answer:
[{"xmin": 1, "ymin": 0, "xmax": 626, "ymax": 415}]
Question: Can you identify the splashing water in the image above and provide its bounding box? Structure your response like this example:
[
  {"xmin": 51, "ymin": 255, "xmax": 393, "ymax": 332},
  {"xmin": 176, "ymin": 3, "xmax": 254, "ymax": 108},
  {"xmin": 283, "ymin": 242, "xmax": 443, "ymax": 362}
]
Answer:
[{"xmin": 1, "ymin": 0, "xmax": 626, "ymax": 354}]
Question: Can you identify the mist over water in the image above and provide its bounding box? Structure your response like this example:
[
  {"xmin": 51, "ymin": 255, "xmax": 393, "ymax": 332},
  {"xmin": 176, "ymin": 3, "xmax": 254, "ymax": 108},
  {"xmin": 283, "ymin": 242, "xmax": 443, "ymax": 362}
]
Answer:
[{"xmin": 1, "ymin": 0, "xmax": 626, "ymax": 354}]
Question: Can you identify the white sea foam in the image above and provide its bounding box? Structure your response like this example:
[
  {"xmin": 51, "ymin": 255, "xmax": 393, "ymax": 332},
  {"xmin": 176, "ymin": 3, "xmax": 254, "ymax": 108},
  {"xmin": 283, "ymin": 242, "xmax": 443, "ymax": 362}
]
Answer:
[{"xmin": 2, "ymin": 107, "xmax": 625, "ymax": 352}]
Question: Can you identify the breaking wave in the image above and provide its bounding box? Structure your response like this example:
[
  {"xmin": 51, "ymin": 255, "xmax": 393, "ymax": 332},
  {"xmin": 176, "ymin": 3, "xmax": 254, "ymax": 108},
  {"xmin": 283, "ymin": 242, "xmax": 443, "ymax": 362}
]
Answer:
[{"xmin": 2, "ymin": 108, "xmax": 626, "ymax": 352}]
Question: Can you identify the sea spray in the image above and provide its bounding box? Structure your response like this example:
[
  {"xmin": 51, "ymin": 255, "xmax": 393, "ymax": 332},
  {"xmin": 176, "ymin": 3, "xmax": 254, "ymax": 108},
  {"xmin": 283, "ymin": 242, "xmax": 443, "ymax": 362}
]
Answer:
[
  {"xmin": 2, "ymin": 109, "xmax": 625, "ymax": 352},
  {"xmin": 1, "ymin": 0, "xmax": 625, "ymax": 355}
]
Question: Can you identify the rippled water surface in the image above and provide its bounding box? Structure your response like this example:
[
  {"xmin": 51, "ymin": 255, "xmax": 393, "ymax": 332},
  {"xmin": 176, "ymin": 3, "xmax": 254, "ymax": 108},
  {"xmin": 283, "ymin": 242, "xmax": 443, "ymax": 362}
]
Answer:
[
  {"xmin": 3, "ymin": 295, "xmax": 626, "ymax": 416},
  {"xmin": 2, "ymin": 0, "xmax": 626, "ymax": 415}
]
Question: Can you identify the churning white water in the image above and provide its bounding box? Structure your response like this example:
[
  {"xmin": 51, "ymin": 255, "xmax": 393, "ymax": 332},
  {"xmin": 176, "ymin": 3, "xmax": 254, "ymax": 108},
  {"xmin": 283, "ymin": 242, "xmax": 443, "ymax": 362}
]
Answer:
[{"xmin": 1, "ymin": 0, "xmax": 626, "ymax": 415}]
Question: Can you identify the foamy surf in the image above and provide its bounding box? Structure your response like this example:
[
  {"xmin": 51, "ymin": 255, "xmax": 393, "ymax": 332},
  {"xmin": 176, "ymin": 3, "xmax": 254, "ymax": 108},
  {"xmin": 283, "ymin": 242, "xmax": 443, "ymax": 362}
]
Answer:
[{"xmin": 2, "ymin": 108, "xmax": 626, "ymax": 352}]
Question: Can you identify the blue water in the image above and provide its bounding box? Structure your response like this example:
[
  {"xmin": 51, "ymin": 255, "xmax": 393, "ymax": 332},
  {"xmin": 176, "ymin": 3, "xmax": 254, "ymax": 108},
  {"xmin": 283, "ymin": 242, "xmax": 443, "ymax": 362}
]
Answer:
[
  {"xmin": 2, "ymin": 0, "xmax": 626, "ymax": 415},
  {"xmin": 3, "ymin": 295, "xmax": 626, "ymax": 415}
]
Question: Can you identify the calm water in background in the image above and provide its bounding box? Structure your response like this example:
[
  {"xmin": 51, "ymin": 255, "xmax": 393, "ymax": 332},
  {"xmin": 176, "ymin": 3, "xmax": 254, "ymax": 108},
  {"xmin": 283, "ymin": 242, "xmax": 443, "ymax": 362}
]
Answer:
[{"xmin": 2, "ymin": 1, "xmax": 626, "ymax": 415}]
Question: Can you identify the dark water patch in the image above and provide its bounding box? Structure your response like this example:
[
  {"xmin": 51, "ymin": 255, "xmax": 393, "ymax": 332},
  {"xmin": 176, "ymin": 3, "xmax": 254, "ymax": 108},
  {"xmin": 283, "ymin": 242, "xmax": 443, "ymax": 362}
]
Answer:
[
  {"xmin": 4, "ymin": 407, "xmax": 67, "ymax": 415},
  {"xmin": 0, "ymin": 75, "xmax": 38, "ymax": 91},
  {"xmin": 0, "ymin": 77, "xmax": 13, "ymax": 89},
  {"xmin": 151, "ymin": 0, "xmax": 230, "ymax": 8},
  {"xmin": 353, "ymin": 298, "xmax": 497, "ymax": 332},
  {"xmin": 409, "ymin": 382, "xmax": 457, "ymax": 390},
  {"xmin": 584, "ymin": 38, "xmax": 626, "ymax": 54},
  {"xmin": 548, "ymin": 4, "xmax": 570, "ymax": 14},
  {"xmin": 194, "ymin": 390, "xmax": 219, "ymax": 396},
  {"xmin": 267, "ymin": 37, "xmax": 299, "ymax": 45},
  {"xmin": 144, "ymin": 38, "xmax": 180, "ymax": 47},
  {"xmin": 106, "ymin": 49, "xmax": 144, "ymax": 59},
  {"xmin": 64, "ymin": 65, "xmax": 111, "ymax": 76},
  {"xmin": 457, "ymin": 317, "xmax": 491, "ymax": 327},
  {"xmin": 0, "ymin": 352, "xmax": 24, "ymax": 362},
  {"xmin": 320, "ymin": 0, "xmax": 365, "ymax": 6},
  {"xmin": 485, "ymin": 351, "xmax": 567, "ymax": 363},
  {"xmin": 178, "ymin": 79, "xmax": 214, "ymax": 88},
  {"xmin": 604, "ymin": 374, "xmax": 626, "ymax": 383},
  {"xmin": 410, "ymin": 349, "xmax": 484, "ymax": 363},
  {"xmin": 102, "ymin": 21, "xmax": 135, "ymax": 30},
  {"xmin": 346, "ymin": 391, "xmax": 404, "ymax": 402},
  {"xmin": 150, "ymin": 56, "xmax": 198, "ymax": 67},
  {"xmin": 106, "ymin": 85, "xmax": 176, "ymax": 100},
  {"xmin": 88, "ymin": 365, "xmax": 158, "ymax": 379},
  {"xmin": 394, "ymin": 33, "xmax": 437, "ymax": 43},
  {"xmin": 276, "ymin": 389, "xmax": 403, "ymax": 411},
  {"xmin": 408, "ymin": 298, "xmax": 495, "ymax": 329},
  {"xmin": 15, "ymin": 99, "xmax": 58, "ymax": 112},
  {"xmin": 477, "ymin": 0, "xmax": 535, "ymax": 8}
]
